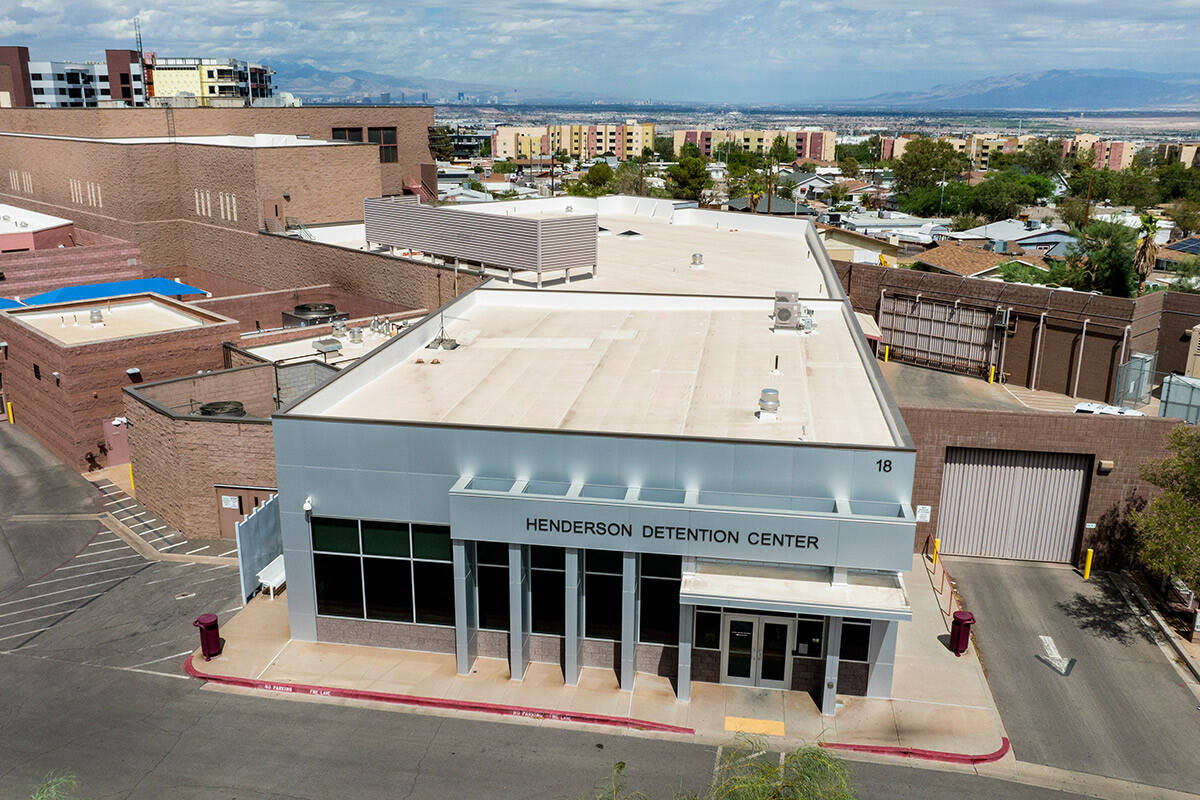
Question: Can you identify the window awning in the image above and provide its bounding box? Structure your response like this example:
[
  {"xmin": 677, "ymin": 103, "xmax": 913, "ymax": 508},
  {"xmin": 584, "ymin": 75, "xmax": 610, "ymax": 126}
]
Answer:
[{"xmin": 680, "ymin": 561, "xmax": 911, "ymax": 621}]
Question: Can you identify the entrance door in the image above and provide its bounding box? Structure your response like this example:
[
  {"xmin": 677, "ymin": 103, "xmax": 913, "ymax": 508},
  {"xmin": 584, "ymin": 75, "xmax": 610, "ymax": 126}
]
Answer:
[
  {"xmin": 720, "ymin": 614, "xmax": 795, "ymax": 690},
  {"xmin": 214, "ymin": 485, "xmax": 276, "ymax": 540}
]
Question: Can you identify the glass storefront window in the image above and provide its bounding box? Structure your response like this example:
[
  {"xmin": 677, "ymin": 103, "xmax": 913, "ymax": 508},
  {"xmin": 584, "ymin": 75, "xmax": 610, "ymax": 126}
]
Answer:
[
  {"xmin": 695, "ymin": 607, "xmax": 722, "ymax": 649},
  {"xmin": 363, "ymin": 557, "xmax": 413, "ymax": 622},
  {"xmin": 795, "ymin": 616, "xmax": 825, "ymax": 658},
  {"xmin": 311, "ymin": 517, "xmax": 359, "ymax": 554},
  {"xmin": 639, "ymin": 554, "xmax": 681, "ymax": 644},
  {"xmin": 362, "ymin": 521, "xmax": 410, "ymax": 557},
  {"xmin": 840, "ymin": 619, "xmax": 872, "ymax": 662},
  {"xmin": 313, "ymin": 553, "xmax": 363, "ymax": 618}
]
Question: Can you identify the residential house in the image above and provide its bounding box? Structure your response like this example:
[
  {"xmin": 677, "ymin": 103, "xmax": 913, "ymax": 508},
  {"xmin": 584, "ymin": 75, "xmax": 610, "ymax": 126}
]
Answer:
[{"xmin": 913, "ymin": 241, "xmax": 1049, "ymax": 278}]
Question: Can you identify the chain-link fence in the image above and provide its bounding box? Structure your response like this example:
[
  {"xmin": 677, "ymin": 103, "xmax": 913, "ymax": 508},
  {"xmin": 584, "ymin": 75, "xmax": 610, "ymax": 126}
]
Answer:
[{"xmin": 1114, "ymin": 351, "xmax": 1156, "ymax": 408}]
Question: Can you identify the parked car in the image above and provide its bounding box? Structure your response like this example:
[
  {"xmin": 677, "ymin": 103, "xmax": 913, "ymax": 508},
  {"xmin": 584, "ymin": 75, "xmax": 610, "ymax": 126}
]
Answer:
[{"xmin": 1073, "ymin": 401, "xmax": 1145, "ymax": 416}]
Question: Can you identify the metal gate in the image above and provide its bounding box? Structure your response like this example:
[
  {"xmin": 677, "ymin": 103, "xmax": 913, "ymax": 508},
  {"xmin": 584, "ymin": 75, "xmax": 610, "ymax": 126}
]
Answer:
[
  {"xmin": 937, "ymin": 447, "xmax": 1089, "ymax": 562},
  {"xmin": 878, "ymin": 294, "xmax": 998, "ymax": 375}
]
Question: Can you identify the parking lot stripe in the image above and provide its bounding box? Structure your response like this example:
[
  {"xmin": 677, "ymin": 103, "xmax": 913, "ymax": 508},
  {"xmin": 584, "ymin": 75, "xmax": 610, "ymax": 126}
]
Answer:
[
  {"xmin": 218, "ymin": 549, "xmax": 237, "ymax": 557},
  {"xmin": 0, "ymin": 579, "xmax": 130, "ymax": 606},
  {"xmin": 0, "ymin": 594, "xmax": 103, "ymax": 618},
  {"xmin": 0, "ymin": 626, "xmax": 53, "ymax": 642},
  {"xmin": 158, "ymin": 541, "xmax": 187, "ymax": 551},
  {"xmin": 28, "ymin": 564, "xmax": 144, "ymax": 586},
  {"xmin": 75, "ymin": 546, "xmax": 130, "ymax": 558},
  {"xmin": 183, "ymin": 574, "xmax": 235, "ymax": 588},
  {"xmin": 56, "ymin": 554, "xmax": 141, "ymax": 569},
  {"xmin": 184, "ymin": 546, "xmax": 210, "ymax": 555},
  {"xmin": 103, "ymin": 499, "xmax": 134, "ymax": 507},
  {"xmin": 0, "ymin": 610, "xmax": 71, "ymax": 628},
  {"xmin": 129, "ymin": 650, "xmax": 194, "ymax": 668}
]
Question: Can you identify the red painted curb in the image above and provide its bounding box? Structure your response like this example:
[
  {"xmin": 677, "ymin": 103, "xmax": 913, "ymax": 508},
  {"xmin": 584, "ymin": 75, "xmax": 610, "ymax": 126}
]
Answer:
[
  {"xmin": 184, "ymin": 654, "xmax": 695, "ymax": 735},
  {"xmin": 820, "ymin": 736, "xmax": 1011, "ymax": 765}
]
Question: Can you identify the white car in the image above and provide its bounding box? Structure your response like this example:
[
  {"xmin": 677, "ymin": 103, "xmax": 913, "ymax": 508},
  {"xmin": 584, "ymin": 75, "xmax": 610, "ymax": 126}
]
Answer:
[{"xmin": 1073, "ymin": 401, "xmax": 1145, "ymax": 417}]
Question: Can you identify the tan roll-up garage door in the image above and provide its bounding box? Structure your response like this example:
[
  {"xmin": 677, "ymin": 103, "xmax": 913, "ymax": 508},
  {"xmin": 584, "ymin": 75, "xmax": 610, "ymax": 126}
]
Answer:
[{"xmin": 936, "ymin": 447, "xmax": 1090, "ymax": 562}]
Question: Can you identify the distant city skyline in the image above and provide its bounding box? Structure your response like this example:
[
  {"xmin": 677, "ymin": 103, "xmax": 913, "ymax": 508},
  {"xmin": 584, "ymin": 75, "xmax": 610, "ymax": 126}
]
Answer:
[{"xmin": 4, "ymin": 0, "xmax": 1199, "ymax": 103}]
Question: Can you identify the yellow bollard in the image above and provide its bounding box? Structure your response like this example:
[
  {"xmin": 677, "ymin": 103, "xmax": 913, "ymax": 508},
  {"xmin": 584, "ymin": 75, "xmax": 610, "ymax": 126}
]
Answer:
[
  {"xmin": 883, "ymin": 345, "xmax": 890, "ymax": 363},
  {"xmin": 5, "ymin": 401, "xmax": 12, "ymax": 424},
  {"xmin": 1083, "ymin": 548, "xmax": 1093, "ymax": 580},
  {"xmin": 128, "ymin": 463, "xmax": 136, "ymax": 496},
  {"xmin": 989, "ymin": 366, "xmax": 996, "ymax": 384},
  {"xmin": 932, "ymin": 538, "xmax": 941, "ymax": 567}
]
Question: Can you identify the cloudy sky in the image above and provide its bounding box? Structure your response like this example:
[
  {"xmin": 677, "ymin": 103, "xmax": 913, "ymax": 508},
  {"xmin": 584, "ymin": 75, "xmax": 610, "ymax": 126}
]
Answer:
[{"xmin": 4, "ymin": 0, "xmax": 1199, "ymax": 102}]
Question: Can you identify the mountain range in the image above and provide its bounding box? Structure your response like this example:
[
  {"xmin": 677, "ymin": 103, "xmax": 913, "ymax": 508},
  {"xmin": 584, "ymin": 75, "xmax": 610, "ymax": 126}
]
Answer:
[{"xmin": 839, "ymin": 69, "xmax": 1200, "ymax": 111}]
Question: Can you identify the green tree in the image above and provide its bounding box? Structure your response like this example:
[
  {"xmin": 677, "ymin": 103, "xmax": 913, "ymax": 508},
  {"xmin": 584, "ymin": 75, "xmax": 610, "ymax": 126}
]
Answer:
[
  {"xmin": 1055, "ymin": 195, "xmax": 1091, "ymax": 230},
  {"xmin": 30, "ymin": 773, "xmax": 88, "ymax": 800},
  {"xmin": 1133, "ymin": 213, "xmax": 1159, "ymax": 292},
  {"xmin": 491, "ymin": 160, "xmax": 518, "ymax": 175},
  {"xmin": 653, "ymin": 134, "xmax": 674, "ymax": 161},
  {"xmin": 1164, "ymin": 257, "xmax": 1200, "ymax": 292},
  {"xmin": 893, "ymin": 138, "xmax": 968, "ymax": 194},
  {"xmin": 1066, "ymin": 220, "xmax": 1139, "ymax": 297},
  {"xmin": 678, "ymin": 141, "xmax": 702, "ymax": 160},
  {"xmin": 1117, "ymin": 166, "xmax": 1157, "ymax": 209},
  {"xmin": 427, "ymin": 126, "xmax": 454, "ymax": 161},
  {"xmin": 464, "ymin": 178, "xmax": 485, "ymax": 192},
  {"xmin": 1133, "ymin": 426, "xmax": 1200, "ymax": 588},
  {"xmin": 896, "ymin": 181, "xmax": 974, "ymax": 217},
  {"xmin": 1017, "ymin": 139, "xmax": 1064, "ymax": 177},
  {"xmin": 826, "ymin": 184, "xmax": 850, "ymax": 207},
  {"xmin": 768, "ymin": 135, "xmax": 796, "ymax": 166},
  {"xmin": 585, "ymin": 161, "xmax": 614, "ymax": 189},
  {"xmin": 667, "ymin": 156, "xmax": 713, "ymax": 201},
  {"xmin": 951, "ymin": 213, "xmax": 984, "ymax": 231},
  {"xmin": 838, "ymin": 156, "xmax": 861, "ymax": 178},
  {"xmin": 479, "ymin": 137, "xmax": 492, "ymax": 158},
  {"xmin": 972, "ymin": 173, "xmax": 1038, "ymax": 221},
  {"xmin": 1165, "ymin": 199, "xmax": 1200, "ymax": 237}
]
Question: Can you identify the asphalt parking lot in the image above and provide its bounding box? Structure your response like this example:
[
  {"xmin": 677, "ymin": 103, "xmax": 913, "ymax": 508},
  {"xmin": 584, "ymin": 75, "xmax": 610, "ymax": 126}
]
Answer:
[{"xmin": 950, "ymin": 558, "xmax": 1200, "ymax": 793}]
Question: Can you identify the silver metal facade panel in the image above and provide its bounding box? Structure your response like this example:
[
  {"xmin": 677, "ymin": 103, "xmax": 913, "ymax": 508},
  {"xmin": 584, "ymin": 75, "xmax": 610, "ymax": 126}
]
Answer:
[
  {"xmin": 879, "ymin": 295, "xmax": 997, "ymax": 375},
  {"xmin": 937, "ymin": 447, "xmax": 1088, "ymax": 562},
  {"xmin": 363, "ymin": 197, "xmax": 597, "ymax": 273},
  {"xmin": 235, "ymin": 494, "xmax": 281, "ymax": 602}
]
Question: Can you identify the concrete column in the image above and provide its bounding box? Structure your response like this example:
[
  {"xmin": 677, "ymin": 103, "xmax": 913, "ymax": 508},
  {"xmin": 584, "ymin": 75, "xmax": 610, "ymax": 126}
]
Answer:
[
  {"xmin": 452, "ymin": 540, "xmax": 478, "ymax": 675},
  {"xmin": 619, "ymin": 551, "xmax": 639, "ymax": 690},
  {"xmin": 508, "ymin": 543, "xmax": 530, "ymax": 681},
  {"xmin": 866, "ymin": 619, "xmax": 898, "ymax": 699},
  {"xmin": 822, "ymin": 616, "xmax": 843, "ymax": 716},
  {"xmin": 563, "ymin": 548, "xmax": 584, "ymax": 686},
  {"xmin": 677, "ymin": 602, "xmax": 693, "ymax": 702}
]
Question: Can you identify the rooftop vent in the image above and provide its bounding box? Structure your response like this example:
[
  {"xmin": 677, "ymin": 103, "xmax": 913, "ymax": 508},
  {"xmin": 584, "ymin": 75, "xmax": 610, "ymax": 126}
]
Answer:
[
  {"xmin": 598, "ymin": 226, "xmax": 612, "ymax": 236},
  {"xmin": 293, "ymin": 302, "xmax": 337, "ymax": 319},
  {"xmin": 89, "ymin": 308, "xmax": 104, "ymax": 326},
  {"xmin": 690, "ymin": 252, "xmax": 704, "ymax": 269},
  {"xmin": 198, "ymin": 400, "xmax": 246, "ymax": 418},
  {"xmin": 756, "ymin": 388, "xmax": 780, "ymax": 421},
  {"xmin": 312, "ymin": 338, "xmax": 342, "ymax": 353},
  {"xmin": 348, "ymin": 326, "xmax": 363, "ymax": 344},
  {"xmin": 616, "ymin": 229, "xmax": 642, "ymax": 239}
]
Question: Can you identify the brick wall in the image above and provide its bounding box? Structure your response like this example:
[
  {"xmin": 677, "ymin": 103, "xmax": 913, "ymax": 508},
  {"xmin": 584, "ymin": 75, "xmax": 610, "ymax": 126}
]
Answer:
[
  {"xmin": 835, "ymin": 261, "xmax": 1200, "ymax": 403},
  {"xmin": 194, "ymin": 285, "xmax": 404, "ymax": 333},
  {"xmin": 0, "ymin": 307, "xmax": 236, "ymax": 469},
  {"xmin": 124, "ymin": 381, "xmax": 276, "ymax": 540},
  {"xmin": 276, "ymin": 362, "xmax": 338, "ymax": 406},
  {"xmin": 130, "ymin": 364, "xmax": 278, "ymax": 418},
  {"xmin": 0, "ymin": 228, "xmax": 142, "ymax": 298},
  {"xmin": 900, "ymin": 405, "xmax": 1180, "ymax": 564},
  {"xmin": 141, "ymin": 265, "xmax": 265, "ymax": 298}
]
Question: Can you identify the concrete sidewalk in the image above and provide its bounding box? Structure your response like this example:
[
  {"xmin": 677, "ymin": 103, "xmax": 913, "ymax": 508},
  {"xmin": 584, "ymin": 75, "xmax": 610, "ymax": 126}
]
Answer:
[{"xmin": 186, "ymin": 554, "xmax": 1007, "ymax": 757}]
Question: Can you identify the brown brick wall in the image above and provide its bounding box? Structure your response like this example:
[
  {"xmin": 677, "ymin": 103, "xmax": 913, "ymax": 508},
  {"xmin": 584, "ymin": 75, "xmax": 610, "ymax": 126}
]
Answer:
[
  {"xmin": 0, "ymin": 228, "xmax": 142, "ymax": 298},
  {"xmin": 130, "ymin": 364, "xmax": 278, "ymax": 418},
  {"xmin": 835, "ymin": 261, "xmax": 1200, "ymax": 403},
  {"xmin": 124, "ymin": 386, "xmax": 275, "ymax": 540},
  {"xmin": 141, "ymin": 265, "xmax": 265, "ymax": 298},
  {"xmin": 900, "ymin": 405, "xmax": 1180, "ymax": 564},
  {"xmin": 0, "ymin": 105, "xmax": 435, "ymax": 192},
  {"xmin": 194, "ymin": 285, "xmax": 403, "ymax": 333},
  {"xmin": 0, "ymin": 308, "xmax": 236, "ymax": 470}
]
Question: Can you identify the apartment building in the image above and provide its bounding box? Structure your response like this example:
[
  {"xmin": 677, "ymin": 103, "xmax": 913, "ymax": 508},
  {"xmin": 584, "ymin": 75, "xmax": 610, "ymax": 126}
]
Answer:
[
  {"xmin": 1155, "ymin": 142, "xmax": 1200, "ymax": 168},
  {"xmin": 149, "ymin": 55, "xmax": 274, "ymax": 105},
  {"xmin": 1062, "ymin": 134, "xmax": 1138, "ymax": 170},
  {"xmin": 492, "ymin": 120, "xmax": 655, "ymax": 160},
  {"xmin": 21, "ymin": 49, "xmax": 147, "ymax": 108},
  {"xmin": 671, "ymin": 128, "xmax": 836, "ymax": 162}
]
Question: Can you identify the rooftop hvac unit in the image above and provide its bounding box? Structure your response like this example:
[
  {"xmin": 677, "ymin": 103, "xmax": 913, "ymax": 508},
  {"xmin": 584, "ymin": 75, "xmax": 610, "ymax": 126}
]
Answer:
[
  {"xmin": 993, "ymin": 308, "xmax": 1010, "ymax": 328},
  {"xmin": 198, "ymin": 400, "xmax": 246, "ymax": 418},
  {"xmin": 1186, "ymin": 324, "xmax": 1200, "ymax": 379},
  {"xmin": 312, "ymin": 338, "xmax": 342, "ymax": 353}
]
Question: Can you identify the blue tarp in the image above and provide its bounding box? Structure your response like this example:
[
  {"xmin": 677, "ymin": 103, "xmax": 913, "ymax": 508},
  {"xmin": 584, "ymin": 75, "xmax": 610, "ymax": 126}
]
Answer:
[
  {"xmin": 20, "ymin": 278, "xmax": 207, "ymax": 306},
  {"xmin": 0, "ymin": 298, "xmax": 24, "ymax": 310}
]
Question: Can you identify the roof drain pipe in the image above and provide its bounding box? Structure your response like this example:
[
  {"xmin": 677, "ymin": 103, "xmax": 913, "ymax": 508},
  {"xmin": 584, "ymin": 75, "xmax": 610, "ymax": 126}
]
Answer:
[
  {"xmin": 996, "ymin": 306, "xmax": 1012, "ymax": 386},
  {"xmin": 1031, "ymin": 312, "xmax": 1047, "ymax": 389},
  {"xmin": 1072, "ymin": 318, "xmax": 1090, "ymax": 398}
]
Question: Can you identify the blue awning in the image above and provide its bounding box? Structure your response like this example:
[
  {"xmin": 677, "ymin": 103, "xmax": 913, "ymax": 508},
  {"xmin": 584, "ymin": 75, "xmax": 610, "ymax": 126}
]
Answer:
[
  {"xmin": 0, "ymin": 297, "xmax": 24, "ymax": 310},
  {"xmin": 20, "ymin": 278, "xmax": 207, "ymax": 306}
]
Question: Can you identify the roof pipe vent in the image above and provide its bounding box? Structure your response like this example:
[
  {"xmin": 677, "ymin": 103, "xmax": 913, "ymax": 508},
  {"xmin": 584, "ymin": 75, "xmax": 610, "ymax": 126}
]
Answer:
[
  {"xmin": 690, "ymin": 252, "xmax": 704, "ymax": 269},
  {"xmin": 89, "ymin": 309, "xmax": 104, "ymax": 327},
  {"xmin": 756, "ymin": 388, "xmax": 780, "ymax": 421}
]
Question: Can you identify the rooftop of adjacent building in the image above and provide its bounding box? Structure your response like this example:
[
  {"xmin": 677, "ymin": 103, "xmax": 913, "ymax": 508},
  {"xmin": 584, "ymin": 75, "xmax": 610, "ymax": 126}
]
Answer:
[
  {"xmin": 290, "ymin": 286, "xmax": 900, "ymax": 448},
  {"xmin": 0, "ymin": 131, "xmax": 346, "ymax": 148},
  {"xmin": 1, "ymin": 293, "xmax": 231, "ymax": 346},
  {"xmin": 0, "ymin": 203, "xmax": 72, "ymax": 235}
]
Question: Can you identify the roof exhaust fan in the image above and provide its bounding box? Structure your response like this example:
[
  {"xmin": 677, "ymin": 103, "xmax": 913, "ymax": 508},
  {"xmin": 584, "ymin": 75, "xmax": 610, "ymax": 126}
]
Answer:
[{"xmin": 756, "ymin": 388, "xmax": 780, "ymax": 421}]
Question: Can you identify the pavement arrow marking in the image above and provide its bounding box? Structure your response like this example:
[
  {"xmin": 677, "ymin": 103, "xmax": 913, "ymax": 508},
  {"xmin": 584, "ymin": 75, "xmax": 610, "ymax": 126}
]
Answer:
[{"xmin": 1038, "ymin": 634, "xmax": 1074, "ymax": 676}]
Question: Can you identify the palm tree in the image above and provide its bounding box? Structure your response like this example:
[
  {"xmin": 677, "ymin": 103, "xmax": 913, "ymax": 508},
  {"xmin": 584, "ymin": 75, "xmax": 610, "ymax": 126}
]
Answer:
[{"xmin": 1134, "ymin": 213, "xmax": 1159, "ymax": 293}]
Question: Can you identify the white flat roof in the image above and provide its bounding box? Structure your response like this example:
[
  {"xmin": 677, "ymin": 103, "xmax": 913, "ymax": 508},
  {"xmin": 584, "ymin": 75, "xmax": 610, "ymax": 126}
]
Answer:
[
  {"xmin": 0, "ymin": 131, "xmax": 343, "ymax": 148},
  {"xmin": 300, "ymin": 289, "xmax": 898, "ymax": 448},
  {"xmin": 5, "ymin": 294, "xmax": 228, "ymax": 345},
  {"xmin": 0, "ymin": 204, "xmax": 71, "ymax": 235},
  {"xmin": 245, "ymin": 326, "xmax": 396, "ymax": 367}
]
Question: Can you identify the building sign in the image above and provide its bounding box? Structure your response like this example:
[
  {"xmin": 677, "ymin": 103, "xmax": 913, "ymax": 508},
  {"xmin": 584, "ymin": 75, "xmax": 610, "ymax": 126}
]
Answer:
[
  {"xmin": 525, "ymin": 517, "xmax": 820, "ymax": 550},
  {"xmin": 915, "ymin": 505, "xmax": 931, "ymax": 523},
  {"xmin": 221, "ymin": 495, "xmax": 240, "ymax": 509}
]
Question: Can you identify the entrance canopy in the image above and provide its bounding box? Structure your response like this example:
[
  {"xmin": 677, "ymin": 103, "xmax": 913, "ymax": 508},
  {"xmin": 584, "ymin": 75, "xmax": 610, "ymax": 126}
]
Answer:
[{"xmin": 680, "ymin": 560, "xmax": 911, "ymax": 621}]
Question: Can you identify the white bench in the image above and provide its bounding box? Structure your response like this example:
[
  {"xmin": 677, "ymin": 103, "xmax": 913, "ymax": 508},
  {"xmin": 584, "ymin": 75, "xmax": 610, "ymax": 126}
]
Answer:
[{"xmin": 256, "ymin": 554, "xmax": 286, "ymax": 599}]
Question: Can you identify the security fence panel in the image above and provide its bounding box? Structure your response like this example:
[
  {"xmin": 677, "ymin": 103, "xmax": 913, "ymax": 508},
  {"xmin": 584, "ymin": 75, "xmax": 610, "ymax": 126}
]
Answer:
[
  {"xmin": 878, "ymin": 294, "xmax": 998, "ymax": 376},
  {"xmin": 1160, "ymin": 373, "xmax": 1200, "ymax": 424},
  {"xmin": 937, "ymin": 447, "xmax": 1089, "ymax": 562},
  {"xmin": 1114, "ymin": 351, "xmax": 1156, "ymax": 407}
]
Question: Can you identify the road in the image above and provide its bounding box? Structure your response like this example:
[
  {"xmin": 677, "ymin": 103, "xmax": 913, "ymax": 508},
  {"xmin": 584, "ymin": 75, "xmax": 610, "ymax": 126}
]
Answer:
[
  {"xmin": 0, "ymin": 425, "xmax": 102, "ymax": 595},
  {"xmin": 950, "ymin": 559, "xmax": 1200, "ymax": 793}
]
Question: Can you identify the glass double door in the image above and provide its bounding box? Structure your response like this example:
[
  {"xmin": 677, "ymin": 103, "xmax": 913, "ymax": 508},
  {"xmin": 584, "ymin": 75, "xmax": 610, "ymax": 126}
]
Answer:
[{"xmin": 720, "ymin": 614, "xmax": 795, "ymax": 690}]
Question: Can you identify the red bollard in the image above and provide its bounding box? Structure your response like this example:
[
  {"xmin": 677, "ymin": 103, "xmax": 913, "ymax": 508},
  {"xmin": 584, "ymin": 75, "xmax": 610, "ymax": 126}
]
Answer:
[
  {"xmin": 949, "ymin": 610, "xmax": 975, "ymax": 657},
  {"xmin": 194, "ymin": 613, "xmax": 222, "ymax": 661}
]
